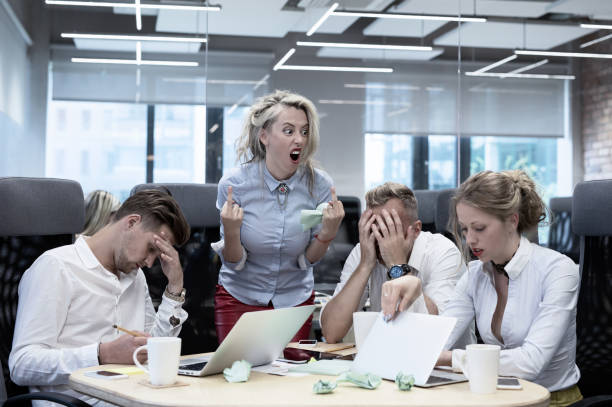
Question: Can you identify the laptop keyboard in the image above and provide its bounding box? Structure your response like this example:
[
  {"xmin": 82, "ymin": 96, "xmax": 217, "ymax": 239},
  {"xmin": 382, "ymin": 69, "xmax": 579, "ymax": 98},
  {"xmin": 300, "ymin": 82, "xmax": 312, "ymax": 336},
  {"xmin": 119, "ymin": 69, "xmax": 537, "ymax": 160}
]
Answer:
[
  {"xmin": 179, "ymin": 361, "xmax": 208, "ymax": 371},
  {"xmin": 426, "ymin": 375, "xmax": 453, "ymax": 385}
]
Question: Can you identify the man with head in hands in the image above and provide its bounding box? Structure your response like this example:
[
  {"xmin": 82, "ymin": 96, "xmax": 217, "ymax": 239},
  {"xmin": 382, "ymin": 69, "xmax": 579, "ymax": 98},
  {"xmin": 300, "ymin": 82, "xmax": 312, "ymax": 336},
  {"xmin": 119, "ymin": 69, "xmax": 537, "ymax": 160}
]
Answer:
[
  {"xmin": 320, "ymin": 182, "xmax": 474, "ymax": 347},
  {"xmin": 9, "ymin": 189, "xmax": 190, "ymax": 407}
]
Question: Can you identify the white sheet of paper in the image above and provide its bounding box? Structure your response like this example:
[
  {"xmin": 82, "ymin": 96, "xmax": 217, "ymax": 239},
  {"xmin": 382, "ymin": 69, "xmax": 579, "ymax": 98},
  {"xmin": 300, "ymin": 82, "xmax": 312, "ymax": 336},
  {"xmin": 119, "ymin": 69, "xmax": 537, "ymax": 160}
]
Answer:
[{"xmin": 351, "ymin": 312, "xmax": 457, "ymax": 385}]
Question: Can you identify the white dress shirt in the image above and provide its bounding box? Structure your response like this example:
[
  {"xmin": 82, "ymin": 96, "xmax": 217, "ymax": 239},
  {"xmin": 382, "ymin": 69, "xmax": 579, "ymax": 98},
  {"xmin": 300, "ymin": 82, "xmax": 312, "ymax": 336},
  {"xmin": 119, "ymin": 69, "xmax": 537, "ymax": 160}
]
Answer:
[
  {"xmin": 447, "ymin": 236, "xmax": 580, "ymax": 391},
  {"xmin": 9, "ymin": 236, "xmax": 187, "ymax": 407},
  {"xmin": 325, "ymin": 231, "xmax": 475, "ymax": 348}
]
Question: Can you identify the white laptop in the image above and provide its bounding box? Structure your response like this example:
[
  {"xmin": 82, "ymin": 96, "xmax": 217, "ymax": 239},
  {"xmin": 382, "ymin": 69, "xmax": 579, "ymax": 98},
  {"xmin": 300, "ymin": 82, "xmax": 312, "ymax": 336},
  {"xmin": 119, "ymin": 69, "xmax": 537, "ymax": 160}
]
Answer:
[
  {"xmin": 351, "ymin": 311, "xmax": 467, "ymax": 387},
  {"xmin": 178, "ymin": 305, "xmax": 315, "ymax": 376}
]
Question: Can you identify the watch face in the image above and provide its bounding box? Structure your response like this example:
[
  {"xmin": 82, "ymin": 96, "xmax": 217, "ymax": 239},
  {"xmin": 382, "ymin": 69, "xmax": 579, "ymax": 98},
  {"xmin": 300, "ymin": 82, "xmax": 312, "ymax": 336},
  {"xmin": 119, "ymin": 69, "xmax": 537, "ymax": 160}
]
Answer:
[{"xmin": 388, "ymin": 265, "xmax": 404, "ymax": 279}]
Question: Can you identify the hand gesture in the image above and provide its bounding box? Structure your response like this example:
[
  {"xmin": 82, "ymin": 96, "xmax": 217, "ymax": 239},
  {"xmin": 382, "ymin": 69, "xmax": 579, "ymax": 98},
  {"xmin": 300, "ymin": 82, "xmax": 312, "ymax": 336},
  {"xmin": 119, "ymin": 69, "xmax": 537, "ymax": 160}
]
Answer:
[
  {"xmin": 154, "ymin": 230, "xmax": 183, "ymax": 294},
  {"xmin": 358, "ymin": 209, "xmax": 377, "ymax": 268},
  {"xmin": 372, "ymin": 209, "xmax": 417, "ymax": 268},
  {"xmin": 220, "ymin": 186, "xmax": 243, "ymax": 235},
  {"xmin": 99, "ymin": 332, "xmax": 150, "ymax": 364},
  {"xmin": 319, "ymin": 187, "xmax": 345, "ymax": 242},
  {"xmin": 381, "ymin": 275, "xmax": 422, "ymax": 322}
]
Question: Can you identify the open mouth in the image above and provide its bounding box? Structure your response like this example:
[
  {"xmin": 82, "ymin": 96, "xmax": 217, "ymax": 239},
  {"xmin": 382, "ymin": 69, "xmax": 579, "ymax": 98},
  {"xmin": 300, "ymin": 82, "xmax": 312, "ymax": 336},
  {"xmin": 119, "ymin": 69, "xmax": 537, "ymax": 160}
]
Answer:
[
  {"xmin": 472, "ymin": 248, "xmax": 483, "ymax": 257},
  {"xmin": 289, "ymin": 149, "xmax": 301, "ymax": 163}
]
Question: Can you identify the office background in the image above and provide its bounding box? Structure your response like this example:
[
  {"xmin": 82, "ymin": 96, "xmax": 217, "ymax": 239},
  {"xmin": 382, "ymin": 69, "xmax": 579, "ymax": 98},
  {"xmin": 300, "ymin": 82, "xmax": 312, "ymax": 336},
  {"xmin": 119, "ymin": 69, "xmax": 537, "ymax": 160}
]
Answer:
[{"xmin": 1, "ymin": 0, "xmax": 611, "ymax": 240}]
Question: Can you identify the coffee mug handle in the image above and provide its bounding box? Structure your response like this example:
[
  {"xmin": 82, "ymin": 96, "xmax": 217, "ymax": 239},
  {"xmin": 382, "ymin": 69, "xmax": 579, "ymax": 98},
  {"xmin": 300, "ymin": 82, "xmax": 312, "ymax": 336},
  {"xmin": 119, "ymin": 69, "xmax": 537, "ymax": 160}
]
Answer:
[
  {"xmin": 132, "ymin": 345, "xmax": 149, "ymax": 374},
  {"xmin": 457, "ymin": 352, "xmax": 470, "ymax": 380}
]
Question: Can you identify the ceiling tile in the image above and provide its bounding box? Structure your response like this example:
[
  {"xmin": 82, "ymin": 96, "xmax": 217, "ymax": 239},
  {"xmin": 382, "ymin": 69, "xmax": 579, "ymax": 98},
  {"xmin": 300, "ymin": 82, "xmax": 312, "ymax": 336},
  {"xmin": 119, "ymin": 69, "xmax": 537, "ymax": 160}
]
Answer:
[
  {"xmin": 434, "ymin": 22, "xmax": 596, "ymax": 49},
  {"xmin": 547, "ymin": 0, "xmax": 612, "ymax": 20},
  {"xmin": 363, "ymin": 20, "xmax": 447, "ymax": 38}
]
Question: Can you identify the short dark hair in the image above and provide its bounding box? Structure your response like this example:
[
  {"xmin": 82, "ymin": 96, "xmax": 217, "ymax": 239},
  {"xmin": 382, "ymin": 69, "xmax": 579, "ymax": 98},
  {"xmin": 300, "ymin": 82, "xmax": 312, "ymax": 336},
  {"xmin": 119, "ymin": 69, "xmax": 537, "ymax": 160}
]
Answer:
[{"xmin": 114, "ymin": 189, "xmax": 190, "ymax": 245}]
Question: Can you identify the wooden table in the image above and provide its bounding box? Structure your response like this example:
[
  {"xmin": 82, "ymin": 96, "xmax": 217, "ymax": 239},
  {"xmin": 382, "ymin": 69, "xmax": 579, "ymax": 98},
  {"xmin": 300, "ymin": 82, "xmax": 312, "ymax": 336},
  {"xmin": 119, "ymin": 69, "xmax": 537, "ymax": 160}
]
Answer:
[{"xmin": 69, "ymin": 363, "xmax": 550, "ymax": 407}]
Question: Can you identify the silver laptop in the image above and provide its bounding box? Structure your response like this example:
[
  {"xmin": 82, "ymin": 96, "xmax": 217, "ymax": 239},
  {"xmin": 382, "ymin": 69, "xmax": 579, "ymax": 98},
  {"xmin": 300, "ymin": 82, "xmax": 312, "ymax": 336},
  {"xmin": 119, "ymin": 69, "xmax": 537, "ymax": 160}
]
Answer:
[
  {"xmin": 178, "ymin": 305, "xmax": 315, "ymax": 376},
  {"xmin": 351, "ymin": 312, "xmax": 467, "ymax": 387}
]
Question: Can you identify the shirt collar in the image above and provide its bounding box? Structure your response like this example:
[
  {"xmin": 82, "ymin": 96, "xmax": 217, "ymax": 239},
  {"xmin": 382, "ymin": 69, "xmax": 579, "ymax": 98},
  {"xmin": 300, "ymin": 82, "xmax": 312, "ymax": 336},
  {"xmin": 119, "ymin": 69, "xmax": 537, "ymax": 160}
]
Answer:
[
  {"xmin": 407, "ymin": 231, "xmax": 427, "ymax": 270},
  {"xmin": 482, "ymin": 235, "xmax": 532, "ymax": 280},
  {"xmin": 262, "ymin": 161, "xmax": 303, "ymax": 193},
  {"xmin": 75, "ymin": 235, "xmax": 139, "ymax": 281}
]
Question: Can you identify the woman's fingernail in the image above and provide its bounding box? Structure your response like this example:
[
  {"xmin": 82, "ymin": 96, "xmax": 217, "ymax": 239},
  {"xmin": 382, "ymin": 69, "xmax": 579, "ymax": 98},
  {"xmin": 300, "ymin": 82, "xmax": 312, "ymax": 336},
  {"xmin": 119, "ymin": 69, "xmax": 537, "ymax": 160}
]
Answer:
[{"xmin": 383, "ymin": 314, "xmax": 391, "ymax": 323}]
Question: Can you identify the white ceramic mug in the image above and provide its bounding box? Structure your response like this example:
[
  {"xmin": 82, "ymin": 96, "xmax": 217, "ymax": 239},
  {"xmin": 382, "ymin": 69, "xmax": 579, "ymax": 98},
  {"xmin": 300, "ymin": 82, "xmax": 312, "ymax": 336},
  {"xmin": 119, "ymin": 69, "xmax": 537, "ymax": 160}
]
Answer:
[
  {"xmin": 352, "ymin": 311, "xmax": 379, "ymax": 351},
  {"xmin": 456, "ymin": 344, "xmax": 500, "ymax": 394},
  {"xmin": 132, "ymin": 337, "xmax": 181, "ymax": 386}
]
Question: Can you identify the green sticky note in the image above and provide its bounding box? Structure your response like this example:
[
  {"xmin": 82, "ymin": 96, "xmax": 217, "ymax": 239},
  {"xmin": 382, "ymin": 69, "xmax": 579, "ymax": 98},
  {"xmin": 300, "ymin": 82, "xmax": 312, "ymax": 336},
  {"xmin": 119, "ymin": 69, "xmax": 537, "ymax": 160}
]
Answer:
[
  {"xmin": 300, "ymin": 203, "xmax": 329, "ymax": 231},
  {"xmin": 313, "ymin": 379, "xmax": 337, "ymax": 394},
  {"xmin": 223, "ymin": 360, "xmax": 252, "ymax": 383},
  {"xmin": 395, "ymin": 372, "xmax": 415, "ymax": 391}
]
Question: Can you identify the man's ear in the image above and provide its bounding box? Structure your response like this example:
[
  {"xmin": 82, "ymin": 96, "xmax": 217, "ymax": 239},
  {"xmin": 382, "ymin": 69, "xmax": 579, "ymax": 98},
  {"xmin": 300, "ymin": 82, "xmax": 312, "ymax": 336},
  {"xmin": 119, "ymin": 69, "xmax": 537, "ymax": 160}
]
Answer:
[
  {"xmin": 124, "ymin": 214, "xmax": 142, "ymax": 229},
  {"xmin": 413, "ymin": 219, "xmax": 422, "ymax": 234}
]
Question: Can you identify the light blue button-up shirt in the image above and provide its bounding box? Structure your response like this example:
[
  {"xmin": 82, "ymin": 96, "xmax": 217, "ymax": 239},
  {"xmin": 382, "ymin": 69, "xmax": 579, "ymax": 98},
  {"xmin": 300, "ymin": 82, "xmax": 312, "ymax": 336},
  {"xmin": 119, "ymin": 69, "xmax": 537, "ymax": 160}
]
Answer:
[{"xmin": 215, "ymin": 161, "xmax": 333, "ymax": 307}]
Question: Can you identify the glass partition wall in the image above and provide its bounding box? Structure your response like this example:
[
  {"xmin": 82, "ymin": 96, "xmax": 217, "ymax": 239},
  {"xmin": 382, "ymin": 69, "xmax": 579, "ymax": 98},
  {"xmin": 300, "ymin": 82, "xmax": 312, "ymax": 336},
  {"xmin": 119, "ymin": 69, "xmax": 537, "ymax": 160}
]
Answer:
[{"xmin": 36, "ymin": 0, "xmax": 601, "ymax": 244}]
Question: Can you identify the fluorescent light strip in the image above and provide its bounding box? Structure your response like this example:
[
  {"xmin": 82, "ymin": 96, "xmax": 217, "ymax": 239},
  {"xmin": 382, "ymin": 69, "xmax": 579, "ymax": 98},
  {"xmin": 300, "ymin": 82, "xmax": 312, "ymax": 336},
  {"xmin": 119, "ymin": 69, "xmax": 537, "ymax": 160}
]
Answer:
[
  {"xmin": 209, "ymin": 123, "xmax": 219, "ymax": 134},
  {"xmin": 466, "ymin": 72, "xmax": 574, "ymax": 80},
  {"xmin": 474, "ymin": 55, "xmax": 517, "ymax": 74},
  {"xmin": 319, "ymin": 99, "xmax": 408, "ymax": 105},
  {"xmin": 45, "ymin": 1, "xmax": 221, "ymax": 11},
  {"xmin": 136, "ymin": 41, "xmax": 141, "ymax": 64},
  {"xmin": 297, "ymin": 41, "xmax": 433, "ymax": 51},
  {"xmin": 253, "ymin": 74, "xmax": 270, "ymax": 91},
  {"xmin": 135, "ymin": 0, "xmax": 141, "ymax": 31},
  {"xmin": 306, "ymin": 2, "xmax": 338, "ymax": 36},
  {"xmin": 504, "ymin": 59, "xmax": 548, "ymax": 76},
  {"xmin": 61, "ymin": 33, "xmax": 207, "ymax": 43},
  {"xmin": 515, "ymin": 50, "xmax": 612, "ymax": 59},
  {"xmin": 273, "ymin": 48, "xmax": 295, "ymax": 71},
  {"xmin": 345, "ymin": 83, "xmax": 420, "ymax": 90},
  {"xmin": 278, "ymin": 65, "xmax": 393, "ymax": 73},
  {"xmin": 227, "ymin": 94, "xmax": 249, "ymax": 115},
  {"xmin": 332, "ymin": 11, "xmax": 486, "ymax": 23},
  {"xmin": 71, "ymin": 57, "xmax": 198, "ymax": 66},
  {"xmin": 581, "ymin": 33, "xmax": 612, "ymax": 48},
  {"xmin": 580, "ymin": 23, "xmax": 612, "ymax": 30}
]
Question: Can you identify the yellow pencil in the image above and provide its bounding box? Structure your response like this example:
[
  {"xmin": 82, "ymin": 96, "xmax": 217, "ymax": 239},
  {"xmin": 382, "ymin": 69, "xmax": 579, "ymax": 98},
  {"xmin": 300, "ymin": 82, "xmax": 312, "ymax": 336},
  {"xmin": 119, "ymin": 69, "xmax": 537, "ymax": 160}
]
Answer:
[{"xmin": 112, "ymin": 324, "xmax": 141, "ymax": 337}]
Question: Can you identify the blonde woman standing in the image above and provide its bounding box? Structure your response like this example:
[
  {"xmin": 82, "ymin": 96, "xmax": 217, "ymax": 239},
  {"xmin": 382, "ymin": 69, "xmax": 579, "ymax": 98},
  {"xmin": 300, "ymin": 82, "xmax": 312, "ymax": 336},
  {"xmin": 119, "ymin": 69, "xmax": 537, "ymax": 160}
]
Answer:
[
  {"xmin": 380, "ymin": 170, "xmax": 581, "ymax": 407},
  {"xmin": 213, "ymin": 90, "xmax": 344, "ymax": 343}
]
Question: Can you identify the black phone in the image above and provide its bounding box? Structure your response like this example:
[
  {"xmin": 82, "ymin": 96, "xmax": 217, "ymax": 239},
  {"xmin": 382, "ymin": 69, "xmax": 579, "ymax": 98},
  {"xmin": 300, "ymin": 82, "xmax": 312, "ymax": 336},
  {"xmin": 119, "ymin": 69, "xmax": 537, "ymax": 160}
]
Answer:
[{"xmin": 497, "ymin": 377, "xmax": 522, "ymax": 389}]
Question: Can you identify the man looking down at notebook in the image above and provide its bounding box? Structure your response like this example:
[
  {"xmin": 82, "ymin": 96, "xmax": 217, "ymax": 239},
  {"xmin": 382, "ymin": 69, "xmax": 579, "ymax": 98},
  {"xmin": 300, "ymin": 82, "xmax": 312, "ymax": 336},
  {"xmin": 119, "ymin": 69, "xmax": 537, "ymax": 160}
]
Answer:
[
  {"xmin": 9, "ymin": 189, "xmax": 190, "ymax": 406},
  {"xmin": 321, "ymin": 182, "xmax": 474, "ymax": 347}
]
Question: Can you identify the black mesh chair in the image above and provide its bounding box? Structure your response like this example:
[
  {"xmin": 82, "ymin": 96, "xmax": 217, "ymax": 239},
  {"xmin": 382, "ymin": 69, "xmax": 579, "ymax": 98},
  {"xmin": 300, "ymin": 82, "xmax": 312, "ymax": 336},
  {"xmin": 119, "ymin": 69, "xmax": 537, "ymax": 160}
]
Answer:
[
  {"xmin": 571, "ymin": 180, "xmax": 612, "ymax": 402},
  {"xmin": 131, "ymin": 183, "xmax": 220, "ymax": 354},
  {"xmin": 312, "ymin": 195, "xmax": 361, "ymax": 295},
  {"xmin": 548, "ymin": 197, "xmax": 580, "ymax": 264},
  {"xmin": 0, "ymin": 177, "xmax": 90, "ymax": 406},
  {"xmin": 414, "ymin": 190, "xmax": 439, "ymax": 233},
  {"xmin": 434, "ymin": 188, "xmax": 456, "ymax": 241}
]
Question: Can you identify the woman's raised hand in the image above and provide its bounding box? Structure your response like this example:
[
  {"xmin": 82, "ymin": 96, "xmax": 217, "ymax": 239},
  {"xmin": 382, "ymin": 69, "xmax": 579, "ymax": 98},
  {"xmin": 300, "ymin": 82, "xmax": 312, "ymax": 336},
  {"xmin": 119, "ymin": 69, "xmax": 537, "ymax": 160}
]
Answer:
[
  {"xmin": 220, "ymin": 186, "xmax": 243, "ymax": 234},
  {"xmin": 319, "ymin": 186, "xmax": 345, "ymax": 242}
]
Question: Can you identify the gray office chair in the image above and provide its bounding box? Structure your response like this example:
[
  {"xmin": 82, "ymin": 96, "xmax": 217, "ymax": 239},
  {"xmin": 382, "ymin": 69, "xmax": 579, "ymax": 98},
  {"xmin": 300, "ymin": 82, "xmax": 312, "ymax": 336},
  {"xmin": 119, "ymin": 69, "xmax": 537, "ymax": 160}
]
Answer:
[
  {"xmin": 130, "ymin": 183, "xmax": 221, "ymax": 354},
  {"xmin": 570, "ymin": 180, "xmax": 612, "ymax": 402},
  {"xmin": 0, "ymin": 177, "xmax": 90, "ymax": 406},
  {"xmin": 434, "ymin": 188, "xmax": 456, "ymax": 240},
  {"xmin": 548, "ymin": 196, "xmax": 580, "ymax": 263}
]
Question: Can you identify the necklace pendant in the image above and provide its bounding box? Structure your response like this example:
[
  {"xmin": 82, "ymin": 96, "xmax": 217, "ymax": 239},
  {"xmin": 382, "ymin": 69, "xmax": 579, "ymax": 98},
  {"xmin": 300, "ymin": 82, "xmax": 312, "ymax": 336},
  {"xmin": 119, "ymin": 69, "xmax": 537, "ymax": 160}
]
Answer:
[{"xmin": 279, "ymin": 184, "xmax": 288, "ymax": 194}]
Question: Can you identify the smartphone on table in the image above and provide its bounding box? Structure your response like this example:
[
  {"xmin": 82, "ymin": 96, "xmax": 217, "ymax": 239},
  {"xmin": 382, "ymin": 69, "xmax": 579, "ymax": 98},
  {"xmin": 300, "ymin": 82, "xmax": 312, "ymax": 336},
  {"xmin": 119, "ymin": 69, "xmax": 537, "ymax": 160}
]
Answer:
[
  {"xmin": 84, "ymin": 370, "xmax": 128, "ymax": 380},
  {"xmin": 497, "ymin": 377, "xmax": 522, "ymax": 390}
]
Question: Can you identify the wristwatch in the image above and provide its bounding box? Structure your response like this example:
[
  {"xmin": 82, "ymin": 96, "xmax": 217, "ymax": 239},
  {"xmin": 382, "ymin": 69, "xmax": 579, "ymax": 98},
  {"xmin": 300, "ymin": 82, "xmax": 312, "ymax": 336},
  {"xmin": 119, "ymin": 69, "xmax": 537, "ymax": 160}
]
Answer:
[
  {"xmin": 387, "ymin": 264, "xmax": 417, "ymax": 280},
  {"xmin": 164, "ymin": 286, "xmax": 186, "ymax": 303}
]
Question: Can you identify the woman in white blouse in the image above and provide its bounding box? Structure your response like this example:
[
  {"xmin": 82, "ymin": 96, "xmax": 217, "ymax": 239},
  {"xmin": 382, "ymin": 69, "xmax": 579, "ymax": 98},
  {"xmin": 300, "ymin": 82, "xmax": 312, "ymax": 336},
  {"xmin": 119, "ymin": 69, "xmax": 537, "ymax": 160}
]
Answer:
[{"xmin": 381, "ymin": 170, "xmax": 582, "ymax": 407}]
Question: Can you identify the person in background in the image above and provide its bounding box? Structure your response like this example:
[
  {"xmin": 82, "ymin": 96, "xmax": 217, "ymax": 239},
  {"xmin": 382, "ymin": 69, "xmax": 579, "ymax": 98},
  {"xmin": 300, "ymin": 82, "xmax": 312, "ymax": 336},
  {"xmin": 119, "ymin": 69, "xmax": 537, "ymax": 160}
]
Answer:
[
  {"xmin": 9, "ymin": 189, "xmax": 191, "ymax": 407},
  {"xmin": 81, "ymin": 189, "xmax": 120, "ymax": 236},
  {"xmin": 320, "ymin": 182, "xmax": 473, "ymax": 348},
  {"xmin": 212, "ymin": 90, "xmax": 345, "ymax": 344},
  {"xmin": 381, "ymin": 170, "xmax": 581, "ymax": 407}
]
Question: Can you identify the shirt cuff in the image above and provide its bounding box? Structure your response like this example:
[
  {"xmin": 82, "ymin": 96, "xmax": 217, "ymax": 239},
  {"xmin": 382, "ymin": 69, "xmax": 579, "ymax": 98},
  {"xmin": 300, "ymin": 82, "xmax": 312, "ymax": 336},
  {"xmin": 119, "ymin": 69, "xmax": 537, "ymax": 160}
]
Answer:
[
  {"xmin": 83, "ymin": 342, "xmax": 101, "ymax": 368},
  {"xmin": 451, "ymin": 349, "xmax": 466, "ymax": 373},
  {"xmin": 159, "ymin": 295, "xmax": 188, "ymax": 325},
  {"xmin": 211, "ymin": 239, "xmax": 247, "ymax": 271}
]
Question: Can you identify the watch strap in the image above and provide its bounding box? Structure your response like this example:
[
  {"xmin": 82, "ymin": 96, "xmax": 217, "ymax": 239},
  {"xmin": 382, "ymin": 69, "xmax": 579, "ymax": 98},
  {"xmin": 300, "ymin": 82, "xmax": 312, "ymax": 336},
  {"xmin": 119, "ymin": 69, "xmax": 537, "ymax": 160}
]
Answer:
[{"xmin": 164, "ymin": 286, "xmax": 186, "ymax": 302}]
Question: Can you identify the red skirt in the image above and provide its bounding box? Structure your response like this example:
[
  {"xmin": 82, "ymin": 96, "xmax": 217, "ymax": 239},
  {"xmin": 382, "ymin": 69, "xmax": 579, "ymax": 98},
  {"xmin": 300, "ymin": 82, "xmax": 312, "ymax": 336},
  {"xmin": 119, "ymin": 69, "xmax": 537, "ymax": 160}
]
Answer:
[{"xmin": 214, "ymin": 284, "xmax": 316, "ymax": 360}]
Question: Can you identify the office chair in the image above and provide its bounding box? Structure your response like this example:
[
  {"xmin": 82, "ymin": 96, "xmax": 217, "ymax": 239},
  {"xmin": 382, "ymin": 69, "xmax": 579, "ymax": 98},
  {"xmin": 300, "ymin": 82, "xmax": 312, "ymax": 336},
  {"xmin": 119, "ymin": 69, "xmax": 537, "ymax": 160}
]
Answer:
[
  {"xmin": 414, "ymin": 190, "xmax": 439, "ymax": 233},
  {"xmin": 130, "ymin": 183, "xmax": 221, "ymax": 354},
  {"xmin": 312, "ymin": 195, "xmax": 361, "ymax": 295},
  {"xmin": 434, "ymin": 188, "xmax": 456, "ymax": 241},
  {"xmin": 571, "ymin": 180, "xmax": 612, "ymax": 402},
  {"xmin": 548, "ymin": 196, "xmax": 580, "ymax": 264},
  {"xmin": 0, "ymin": 177, "xmax": 90, "ymax": 406}
]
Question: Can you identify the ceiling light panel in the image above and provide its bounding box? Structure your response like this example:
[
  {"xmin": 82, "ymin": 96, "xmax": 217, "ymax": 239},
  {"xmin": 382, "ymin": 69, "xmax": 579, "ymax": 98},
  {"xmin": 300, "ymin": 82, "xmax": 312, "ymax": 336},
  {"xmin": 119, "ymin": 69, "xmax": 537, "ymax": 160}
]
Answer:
[
  {"xmin": 316, "ymin": 47, "xmax": 444, "ymax": 61},
  {"xmin": 278, "ymin": 65, "xmax": 393, "ymax": 73},
  {"xmin": 45, "ymin": 1, "xmax": 220, "ymax": 11},
  {"xmin": 72, "ymin": 38, "xmax": 201, "ymax": 53},
  {"xmin": 363, "ymin": 19, "xmax": 446, "ymax": 38},
  {"xmin": 515, "ymin": 50, "xmax": 612, "ymax": 59},
  {"xmin": 303, "ymin": 0, "xmax": 394, "ymax": 35},
  {"xmin": 434, "ymin": 22, "xmax": 596, "ymax": 49}
]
